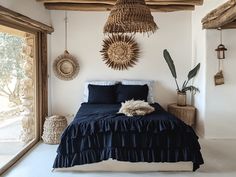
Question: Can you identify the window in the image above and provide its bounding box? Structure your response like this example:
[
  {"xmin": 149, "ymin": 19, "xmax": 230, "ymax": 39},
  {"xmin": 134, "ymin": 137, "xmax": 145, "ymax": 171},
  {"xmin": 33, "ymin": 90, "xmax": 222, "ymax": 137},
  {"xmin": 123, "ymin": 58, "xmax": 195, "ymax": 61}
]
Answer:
[
  {"xmin": 0, "ymin": 5, "xmax": 53, "ymax": 175},
  {"xmin": 0, "ymin": 24, "xmax": 37, "ymax": 170}
]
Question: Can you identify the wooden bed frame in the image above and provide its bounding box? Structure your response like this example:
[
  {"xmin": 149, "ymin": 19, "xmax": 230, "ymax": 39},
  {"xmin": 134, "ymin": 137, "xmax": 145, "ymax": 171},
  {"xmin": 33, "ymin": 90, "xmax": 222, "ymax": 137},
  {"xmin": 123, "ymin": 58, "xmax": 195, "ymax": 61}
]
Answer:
[{"xmin": 55, "ymin": 159, "xmax": 193, "ymax": 172}]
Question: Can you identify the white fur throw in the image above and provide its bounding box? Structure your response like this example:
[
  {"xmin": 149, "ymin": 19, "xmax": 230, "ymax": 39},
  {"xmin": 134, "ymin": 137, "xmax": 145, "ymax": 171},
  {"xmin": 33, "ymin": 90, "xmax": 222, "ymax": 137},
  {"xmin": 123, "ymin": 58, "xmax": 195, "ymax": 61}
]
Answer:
[{"xmin": 118, "ymin": 100, "xmax": 155, "ymax": 117}]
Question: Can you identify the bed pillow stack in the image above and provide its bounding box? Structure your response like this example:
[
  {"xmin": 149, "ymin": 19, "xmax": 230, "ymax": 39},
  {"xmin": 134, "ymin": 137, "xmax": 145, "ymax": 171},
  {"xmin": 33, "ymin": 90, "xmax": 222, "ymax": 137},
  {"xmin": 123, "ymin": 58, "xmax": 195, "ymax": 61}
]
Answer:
[{"xmin": 85, "ymin": 80, "xmax": 154, "ymax": 104}]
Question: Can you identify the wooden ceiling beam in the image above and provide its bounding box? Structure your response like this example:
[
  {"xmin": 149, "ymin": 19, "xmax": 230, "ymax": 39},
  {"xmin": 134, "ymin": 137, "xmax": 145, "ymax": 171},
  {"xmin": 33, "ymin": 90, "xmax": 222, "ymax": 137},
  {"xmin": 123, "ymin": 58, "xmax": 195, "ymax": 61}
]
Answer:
[
  {"xmin": 149, "ymin": 5, "xmax": 194, "ymax": 12},
  {"xmin": 37, "ymin": 0, "xmax": 203, "ymax": 6},
  {"xmin": 45, "ymin": 3, "xmax": 113, "ymax": 11},
  {"xmin": 44, "ymin": 2, "xmax": 194, "ymax": 12}
]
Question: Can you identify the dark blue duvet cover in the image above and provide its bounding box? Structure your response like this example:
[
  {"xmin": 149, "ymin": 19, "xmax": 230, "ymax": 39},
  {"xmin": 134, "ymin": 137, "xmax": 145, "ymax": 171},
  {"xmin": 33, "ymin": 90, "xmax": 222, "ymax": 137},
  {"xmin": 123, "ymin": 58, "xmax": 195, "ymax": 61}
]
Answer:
[{"xmin": 53, "ymin": 103, "xmax": 204, "ymax": 171}]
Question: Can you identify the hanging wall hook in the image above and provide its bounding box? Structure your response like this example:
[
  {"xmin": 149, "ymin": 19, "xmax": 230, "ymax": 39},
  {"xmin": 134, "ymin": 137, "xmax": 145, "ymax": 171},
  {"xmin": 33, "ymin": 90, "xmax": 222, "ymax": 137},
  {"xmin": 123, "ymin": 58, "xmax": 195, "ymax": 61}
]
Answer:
[{"xmin": 64, "ymin": 11, "xmax": 68, "ymax": 52}]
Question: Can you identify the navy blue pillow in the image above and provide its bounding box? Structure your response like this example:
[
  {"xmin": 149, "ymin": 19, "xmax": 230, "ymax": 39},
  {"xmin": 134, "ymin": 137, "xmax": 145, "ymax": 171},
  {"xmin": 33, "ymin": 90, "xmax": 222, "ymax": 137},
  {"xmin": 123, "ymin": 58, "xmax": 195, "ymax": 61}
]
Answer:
[
  {"xmin": 116, "ymin": 84, "xmax": 149, "ymax": 103},
  {"xmin": 88, "ymin": 84, "xmax": 116, "ymax": 104}
]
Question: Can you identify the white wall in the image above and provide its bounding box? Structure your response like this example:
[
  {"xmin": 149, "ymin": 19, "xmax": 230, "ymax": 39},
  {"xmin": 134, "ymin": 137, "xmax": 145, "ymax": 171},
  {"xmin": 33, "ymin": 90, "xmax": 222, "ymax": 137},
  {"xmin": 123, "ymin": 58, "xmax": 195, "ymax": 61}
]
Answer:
[
  {"xmin": 50, "ymin": 11, "xmax": 192, "ymax": 116},
  {"xmin": 0, "ymin": 0, "xmax": 51, "ymax": 26},
  {"xmin": 191, "ymin": 0, "xmax": 228, "ymax": 137},
  {"xmin": 205, "ymin": 29, "xmax": 236, "ymax": 138}
]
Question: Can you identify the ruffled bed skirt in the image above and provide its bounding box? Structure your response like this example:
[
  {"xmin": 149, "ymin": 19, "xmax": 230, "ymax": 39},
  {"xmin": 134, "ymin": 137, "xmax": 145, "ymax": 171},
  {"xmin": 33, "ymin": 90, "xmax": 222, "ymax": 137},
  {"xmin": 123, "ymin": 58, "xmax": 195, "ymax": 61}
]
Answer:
[{"xmin": 53, "ymin": 147, "xmax": 202, "ymax": 171}]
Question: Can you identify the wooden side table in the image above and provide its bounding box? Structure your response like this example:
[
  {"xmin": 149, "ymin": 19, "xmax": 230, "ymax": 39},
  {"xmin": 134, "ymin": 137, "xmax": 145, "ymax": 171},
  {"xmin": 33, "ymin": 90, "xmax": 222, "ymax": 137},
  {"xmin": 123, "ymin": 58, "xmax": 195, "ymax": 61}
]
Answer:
[{"xmin": 167, "ymin": 103, "xmax": 196, "ymax": 126}]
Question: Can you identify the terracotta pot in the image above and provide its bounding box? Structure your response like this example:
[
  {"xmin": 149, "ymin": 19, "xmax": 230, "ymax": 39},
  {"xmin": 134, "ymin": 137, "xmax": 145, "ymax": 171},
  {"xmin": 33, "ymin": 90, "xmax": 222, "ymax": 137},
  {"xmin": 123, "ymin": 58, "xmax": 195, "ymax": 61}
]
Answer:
[{"xmin": 177, "ymin": 91, "xmax": 186, "ymax": 106}]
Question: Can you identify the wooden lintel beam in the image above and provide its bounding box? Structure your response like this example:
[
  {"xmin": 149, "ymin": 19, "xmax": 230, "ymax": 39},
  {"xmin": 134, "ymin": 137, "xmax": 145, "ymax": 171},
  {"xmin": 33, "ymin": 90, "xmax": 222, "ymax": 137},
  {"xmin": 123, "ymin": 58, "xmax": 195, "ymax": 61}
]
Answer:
[
  {"xmin": 202, "ymin": 0, "xmax": 236, "ymax": 29},
  {"xmin": 202, "ymin": 0, "xmax": 236, "ymax": 24},
  {"xmin": 221, "ymin": 20, "xmax": 236, "ymax": 29},
  {"xmin": 0, "ymin": 5, "xmax": 54, "ymax": 33},
  {"xmin": 44, "ymin": 3, "xmax": 194, "ymax": 12},
  {"xmin": 205, "ymin": 20, "xmax": 236, "ymax": 29},
  {"xmin": 37, "ymin": 0, "xmax": 203, "ymax": 6}
]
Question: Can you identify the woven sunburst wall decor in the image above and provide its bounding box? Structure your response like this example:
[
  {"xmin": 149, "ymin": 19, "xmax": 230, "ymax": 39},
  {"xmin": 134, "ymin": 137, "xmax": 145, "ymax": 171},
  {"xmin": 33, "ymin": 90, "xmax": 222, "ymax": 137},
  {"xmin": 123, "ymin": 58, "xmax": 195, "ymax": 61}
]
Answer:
[{"xmin": 100, "ymin": 35, "xmax": 139, "ymax": 70}]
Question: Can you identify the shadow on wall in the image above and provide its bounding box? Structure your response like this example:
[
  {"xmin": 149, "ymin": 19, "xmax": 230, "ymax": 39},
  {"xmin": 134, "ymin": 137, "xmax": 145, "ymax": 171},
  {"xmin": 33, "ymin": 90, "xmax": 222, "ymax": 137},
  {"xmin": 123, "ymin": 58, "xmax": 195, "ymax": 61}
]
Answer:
[
  {"xmin": 191, "ymin": 95, "xmax": 205, "ymax": 137},
  {"xmin": 195, "ymin": 109, "xmax": 205, "ymax": 137},
  {"xmin": 153, "ymin": 81, "xmax": 176, "ymax": 109}
]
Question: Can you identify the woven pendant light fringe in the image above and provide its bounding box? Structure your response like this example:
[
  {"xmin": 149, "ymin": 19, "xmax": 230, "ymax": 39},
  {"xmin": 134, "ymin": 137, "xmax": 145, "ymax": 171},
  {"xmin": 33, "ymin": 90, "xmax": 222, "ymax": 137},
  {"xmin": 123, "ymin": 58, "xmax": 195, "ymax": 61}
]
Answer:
[{"xmin": 104, "ymin": 0, "xmax": 158, "ymax": 35}]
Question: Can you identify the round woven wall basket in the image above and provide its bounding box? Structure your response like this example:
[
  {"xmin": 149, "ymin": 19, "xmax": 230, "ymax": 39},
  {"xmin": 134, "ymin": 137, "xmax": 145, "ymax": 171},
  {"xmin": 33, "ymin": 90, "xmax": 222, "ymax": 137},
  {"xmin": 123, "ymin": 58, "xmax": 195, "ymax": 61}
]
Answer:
[
  {"xmin": 100, "ymin": 34, "xmax": 139, "ymax": 70},
  {"xmin": 53, "ymin": 50, "xmax": 79, "ymax": 81},
  {"xmin": 42, "ymin": 115, "xmax": 67, "ymax": 144}
]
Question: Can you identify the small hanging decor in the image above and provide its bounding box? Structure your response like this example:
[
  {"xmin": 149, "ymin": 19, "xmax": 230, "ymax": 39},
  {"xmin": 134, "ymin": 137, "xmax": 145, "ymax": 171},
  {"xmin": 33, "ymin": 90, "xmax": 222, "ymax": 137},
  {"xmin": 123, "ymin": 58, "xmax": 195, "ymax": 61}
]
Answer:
[
  {"xmin": 53, "ymin": 11, "xmax": 79, "ymax": 81},
  {"xmin": 214, "ymin": 70, "xmax": 224, "ymax": 86},
  {"xmin": 215, "ymin": 44, "xmax": 227, "ymax": 59},
  {"xmin": 53, "ymin": 50, "xmax": 79, "ymax": 81},
  {"xmin": 214, "ymin": 28, "xmax": 227, "ymax": 86},
  {"xmin": 103, "ymin": 0, "xmax": 158, "ymax": 35},
  {"xmin": 215, "ymin": 28, "xmax": 227, "ymax": 60},
  {"xmin": 100, "ymin": 34, "xmax": 139, "ymax": 70}
]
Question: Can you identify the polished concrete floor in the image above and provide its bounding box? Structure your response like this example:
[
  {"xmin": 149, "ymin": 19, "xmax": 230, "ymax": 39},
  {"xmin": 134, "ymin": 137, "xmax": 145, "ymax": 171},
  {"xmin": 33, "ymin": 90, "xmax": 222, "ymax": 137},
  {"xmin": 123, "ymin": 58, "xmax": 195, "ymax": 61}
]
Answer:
[
  {"xmin": 0, "ymin": 142, "xmax": 24, "ymax": 169},
  {"xmin": 0, "ymin": 116, "xmax": 24, "ymax": 169},
  {"xmin": 2, "ymin": 139, "xmax": 236, "ymax": 177}
]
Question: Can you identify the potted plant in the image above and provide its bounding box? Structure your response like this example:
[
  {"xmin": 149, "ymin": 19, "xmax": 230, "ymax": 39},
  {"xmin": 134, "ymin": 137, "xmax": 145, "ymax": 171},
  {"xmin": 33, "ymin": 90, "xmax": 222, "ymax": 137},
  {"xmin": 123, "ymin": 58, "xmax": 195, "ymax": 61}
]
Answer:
[{"xmin": 163, "ymin": 49, "xmax": 200, "ymax": 106}]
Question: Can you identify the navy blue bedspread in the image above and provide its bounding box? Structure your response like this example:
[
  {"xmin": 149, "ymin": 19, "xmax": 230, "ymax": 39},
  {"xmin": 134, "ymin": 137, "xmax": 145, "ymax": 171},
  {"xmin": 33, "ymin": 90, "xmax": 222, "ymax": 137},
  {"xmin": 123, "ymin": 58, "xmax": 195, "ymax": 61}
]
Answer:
[{"xmin": 53, "ymin": 103, "xmax": 204, "ymax": 171}]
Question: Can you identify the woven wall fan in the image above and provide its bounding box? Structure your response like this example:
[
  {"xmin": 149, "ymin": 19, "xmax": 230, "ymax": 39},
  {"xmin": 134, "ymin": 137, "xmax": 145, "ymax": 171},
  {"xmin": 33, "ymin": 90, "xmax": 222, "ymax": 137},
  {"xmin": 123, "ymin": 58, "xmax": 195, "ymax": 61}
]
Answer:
[
  {"xmin": 100, "ymin": 34, "xmax": 139, "ymax": 70},
  {"xmin": 53, "ymin": 12, "xmax": 79, "ymax": 81}
]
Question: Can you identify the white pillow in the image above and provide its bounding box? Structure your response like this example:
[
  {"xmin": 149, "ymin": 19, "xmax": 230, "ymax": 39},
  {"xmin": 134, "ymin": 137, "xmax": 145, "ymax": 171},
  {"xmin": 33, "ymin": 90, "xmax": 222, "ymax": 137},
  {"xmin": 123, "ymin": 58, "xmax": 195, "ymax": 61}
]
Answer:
[
  {"xmin": 83, "ymin": 80, "xmax": 118, "ymax": 102},
  {"xmin": 121, "ymin": 80, "xmax": 155, "ymax": 103}
]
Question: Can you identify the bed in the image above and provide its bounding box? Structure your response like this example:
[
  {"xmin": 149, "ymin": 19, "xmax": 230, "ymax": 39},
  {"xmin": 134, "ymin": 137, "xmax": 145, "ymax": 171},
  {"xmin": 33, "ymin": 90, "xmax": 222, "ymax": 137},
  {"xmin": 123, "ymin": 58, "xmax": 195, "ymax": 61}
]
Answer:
[{"xmin": 53, "ymin": 103, "xmax": 204, "ymax": 171}]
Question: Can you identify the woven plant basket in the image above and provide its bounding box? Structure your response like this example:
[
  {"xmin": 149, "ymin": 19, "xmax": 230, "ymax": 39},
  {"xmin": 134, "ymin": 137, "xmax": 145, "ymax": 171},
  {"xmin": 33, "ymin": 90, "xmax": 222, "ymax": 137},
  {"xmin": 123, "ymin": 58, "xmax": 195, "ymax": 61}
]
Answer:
[
  {"xmin": 104, "ymin": 0, "xmax": 158, "ymax": 34},
  {"xmin": 42, "ymin": 115, "xmax": 67, "ymax": 144}
]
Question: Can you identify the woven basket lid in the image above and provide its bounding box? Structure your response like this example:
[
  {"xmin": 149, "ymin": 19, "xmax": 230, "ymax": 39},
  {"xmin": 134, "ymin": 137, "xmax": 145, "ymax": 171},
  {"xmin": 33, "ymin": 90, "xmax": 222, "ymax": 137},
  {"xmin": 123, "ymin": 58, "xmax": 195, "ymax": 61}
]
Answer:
[
  {"xmin": 104, "ymin": 0, "xmax": 158, "ymax": 35},
  {"xmin": 45, "ymin": 115, "xmax": 66, "ymax": 121}
]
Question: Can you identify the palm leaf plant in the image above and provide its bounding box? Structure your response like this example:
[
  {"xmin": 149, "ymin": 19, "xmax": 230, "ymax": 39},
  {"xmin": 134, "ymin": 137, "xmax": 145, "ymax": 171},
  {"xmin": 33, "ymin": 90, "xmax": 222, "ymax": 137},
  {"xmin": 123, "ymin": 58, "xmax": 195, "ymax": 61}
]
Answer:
[{"xmin": 163, "ymin": 49, "xmax": 200, "ymax": 94}]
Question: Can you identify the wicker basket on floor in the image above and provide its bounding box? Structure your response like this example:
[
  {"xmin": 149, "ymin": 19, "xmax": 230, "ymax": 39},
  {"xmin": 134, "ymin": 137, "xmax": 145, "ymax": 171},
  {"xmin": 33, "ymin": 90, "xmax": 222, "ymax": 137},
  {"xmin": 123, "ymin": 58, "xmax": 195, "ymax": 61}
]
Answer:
[{"xmin": 42, "ymin": 115, "xmax": 67, "ymax": 144}]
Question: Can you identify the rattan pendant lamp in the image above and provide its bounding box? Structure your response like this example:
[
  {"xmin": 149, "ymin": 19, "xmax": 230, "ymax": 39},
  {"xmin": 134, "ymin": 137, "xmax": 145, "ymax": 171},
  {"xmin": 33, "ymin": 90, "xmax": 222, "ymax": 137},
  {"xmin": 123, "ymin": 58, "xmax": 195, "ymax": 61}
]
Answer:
[{"xmin": 103, "ymin": 0, "xmax": 158, "ymax": 35}]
